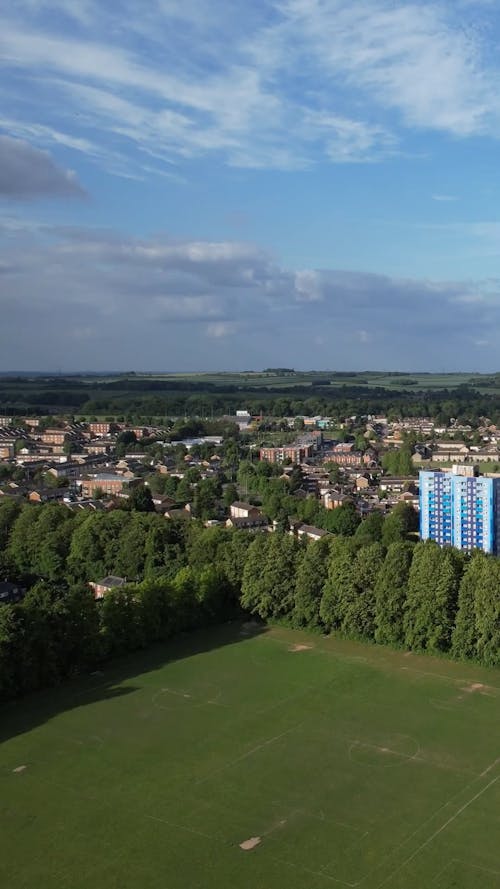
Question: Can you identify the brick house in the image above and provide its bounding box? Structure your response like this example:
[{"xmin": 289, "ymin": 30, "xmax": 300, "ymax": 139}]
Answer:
[
  {"xmin": 78, "ymin": 474, "xmax": 142, "ymax": 498},
  {"xmin": 89, "ymin": 576, "xmax": 127, "ymax": 600}
]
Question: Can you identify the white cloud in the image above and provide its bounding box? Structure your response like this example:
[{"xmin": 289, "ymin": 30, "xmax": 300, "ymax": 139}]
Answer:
[{"xmin": 432, "ymin": 193, "xmax": 458, "ymax": 202}]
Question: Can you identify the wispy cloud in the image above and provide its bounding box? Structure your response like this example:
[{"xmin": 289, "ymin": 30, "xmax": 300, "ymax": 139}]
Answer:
[
  {"xmin": 2, "ymin": 0, "xmax": 498, "ymax": 178},
  {"xmin": 432, "ymin": 193, "xmax": 458, "ymax": 202}
]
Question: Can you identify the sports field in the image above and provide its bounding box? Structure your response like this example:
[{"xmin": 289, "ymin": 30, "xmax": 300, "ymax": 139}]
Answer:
[{"xmin": 1, "ymin": 624, "xmax": 499, "ymax": 889}]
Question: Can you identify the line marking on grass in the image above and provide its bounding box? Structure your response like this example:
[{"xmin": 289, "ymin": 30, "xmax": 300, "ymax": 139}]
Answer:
[
  {"xmin": 267, "ymin": 852, "xmax": 359, "ymax": 887},
  {"xmin": 451, "ymin": 859, "xmax": 500, "ymax": 878},
  {"xmin": 400, "ymin": 666, "xmax": 500, "ymax": 693},
  {"xmin": 145, "ymin": 813, "xmax": 215, "ymax": 842},
  {"xmin": 480, "ymin": 756, "xmax": 500, "ymax": 777},
  {"xmin": 265, "ymin": 628, "xmax": 500, "ymax": 692},
  {"xmin": 375, "ymin": 774, "xmax": 500, "ymax": 888},
  {"xmin": 345, "ymin": 734, "xmax": 477, "ymax": 778},
  {"xmin": 432, "ymin": 858, "xmax": 500, "ymax": 886},
  {"xmin": 195, "ymin": 723, "xmax": 303, "ymax": 786},
  {"xmin": 151, "ymin": 686, "xmax": 229, "ymax": 711},
  {"xmin": 348, "ymin": 738, "xmax": 421, "ymax": 768}
]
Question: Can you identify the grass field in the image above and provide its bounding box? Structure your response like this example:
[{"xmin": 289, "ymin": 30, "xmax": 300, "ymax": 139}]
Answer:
[{"xmin": 1, "ymin": 624, "xmax": 499, "ymax": 889}]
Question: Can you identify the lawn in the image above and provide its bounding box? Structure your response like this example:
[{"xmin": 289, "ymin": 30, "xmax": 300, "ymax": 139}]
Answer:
[{"xmin": 1, "ymin": 624, "xmax": 499, "ymax": 889}]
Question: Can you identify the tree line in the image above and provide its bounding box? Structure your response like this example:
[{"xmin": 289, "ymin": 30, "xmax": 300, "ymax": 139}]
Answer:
[{"xmin": 0, "ymin": 498, "xmax": 498, "ymax": 700}]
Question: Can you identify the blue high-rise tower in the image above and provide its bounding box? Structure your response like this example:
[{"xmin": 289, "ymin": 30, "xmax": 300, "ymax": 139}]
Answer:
[{"xmin": 419, "ymin": 470, "xmax": 500, "ymax": 554}]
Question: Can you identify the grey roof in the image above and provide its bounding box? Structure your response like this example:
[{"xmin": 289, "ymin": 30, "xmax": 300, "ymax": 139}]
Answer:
[{"xmin": 93, "ymin": 576, "xmax": 127, "ymax": 588}]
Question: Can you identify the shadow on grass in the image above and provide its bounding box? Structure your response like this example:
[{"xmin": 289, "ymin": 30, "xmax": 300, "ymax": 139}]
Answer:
[{"xmin": 0, "ymin": 620, "xmax": 267, "ymax": 745}]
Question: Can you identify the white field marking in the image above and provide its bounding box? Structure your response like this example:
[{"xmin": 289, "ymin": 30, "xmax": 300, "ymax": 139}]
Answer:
[
  {"xmin": 348, "ymin": 737, "xmax": 478, "ymax": 779},
  {"xmin": 151, "ymin": 686, "xmax": 229, "ymax": 711},
  {"xmin": 293, "ymin": 807, "xmax": 364, "ymax": 834},
  {"xmin": 480, "ymin": 757, "xmax": 500, "ymax": 777},
  {"xmin": 375, "ymin": 774, "xmax": 500, "ymax": 889},
  {"xmin": 364, "ymin": 762, "xmax": 500, "ymax": 886},
  {"xmin": 145, "ymin": 813, "xmax": 215, "ymax": 842},
  {"xmin": 267, "ymin": 851, "xmax": 359, "ymax": 887},
  {"xmin": 450, "ymin": 859, "xmax": 500, "ymax": 878},
  {"xmin": 429, "ymin": 698, "xmax": 461, "ymax": 712},
  {"xmin": 431, "ymin": 857, "xmax": 500, "ymax": 887},
  {"xmin": 400, "ymin": 665, "xmax": 500, "ymax": 693},
  {"xmin": 349, "ymin": 738, "xmax": 421, "ymax": 766},
  {"xmin": 195, "ymin": 723, "xmax": 303, "ymax": 786},
  {"xmin": 265, "ymin": 628, "xmax": 500, "ymax": 690}
]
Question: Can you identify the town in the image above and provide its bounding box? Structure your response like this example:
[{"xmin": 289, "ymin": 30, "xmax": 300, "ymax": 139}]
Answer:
[{"xmin": 2, "ymin": 404, "xmax": 500, "ymax": 604}]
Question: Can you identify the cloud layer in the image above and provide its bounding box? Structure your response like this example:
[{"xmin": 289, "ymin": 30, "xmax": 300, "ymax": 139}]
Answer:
[{"xmin": 1, "ymin": 225, "xmax": 499, "ymax": 370}]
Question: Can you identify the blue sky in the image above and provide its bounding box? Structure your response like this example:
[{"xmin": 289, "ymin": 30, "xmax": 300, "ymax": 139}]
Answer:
[{"xmin": 2, "ymin": 0, "xmax": 500, "ymax": 371}]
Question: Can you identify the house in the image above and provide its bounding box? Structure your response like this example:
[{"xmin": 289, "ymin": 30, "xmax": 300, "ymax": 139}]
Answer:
[
  {"xmin": 226, "ymin": 514, "xmax": 269, "ymax": 531},
  {"xmin": 229, "ymin": 501, "xmax": 263, "ymax": 520},
  {"xmin": 355, "ymin": 475, "xmax": 371, "ymax": 490},
  {"xmin": 432, "ymin": 442, "xmax": 470, "ymax": 463},
  {"xmin": 297, "ymin": 524, "xmax": 329, "ymax": 541},
  {"xmin": 40, "ymin": 429, "xmax": 70, "ymax": 446},
  {"xmin": 78, "ymin": 474, "xmax": 142, "ymax": 498},
  {"xmin": 379, "ymin": 477, "xmax": 414, "ymax": 494},
  {"xmin": 28, "ymin": 488, "xmax": 65, "ymax": 503},
  {"xmin": 323, "ymin": 491, "xmax": 352, "ymax": 510},
  {"xmin": 152, "ymin": 495, "xmax": 177, "ymax": 511},
  {"xmin": 163, "ymin": 507, "xmax": 192, "ymax": 520},
  {"xmin": 89, "ymin": 422, "xmax": 115, "ymax": 436},
  {"xmin": 89, "ymin": 576, "xmax": 127, "ymax": 600},
  {"xmin": 259, "ymin": 444, "xmax": 314, "ymax": 464}
]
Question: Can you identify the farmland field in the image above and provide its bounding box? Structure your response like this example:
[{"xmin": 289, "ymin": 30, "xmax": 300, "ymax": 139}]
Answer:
[{"xmin": 1, "ymin": 623, "xmax": 499, "ymax": 889}]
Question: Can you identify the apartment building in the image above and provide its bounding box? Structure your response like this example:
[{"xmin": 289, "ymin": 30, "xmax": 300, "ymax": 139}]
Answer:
[{"xmin": 419, "ymin": 469, "xmax": 500, "ymax": 554}]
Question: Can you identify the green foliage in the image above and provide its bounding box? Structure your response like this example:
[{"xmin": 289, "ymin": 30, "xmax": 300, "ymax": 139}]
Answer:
[
  {"xmin": 340, "ymin": 543, "xmax": 385, "ymax": 639},
  {"xmin": 323, "ymin": 502, "xmax": 360, "ymax": 536},
  {"xmin": 241, "ymin": 533, "xmax": 303, "ymax": 620},
  {"xmin": 320, "ymin": 538, "xmax": 356, "ymax": 632},
  {"xmin": 128, "ymin": 485, "xmax": 155, "ymax": 512},
  {"xmin": 293, "ymin": 537, "xmax": 331, "ymax": 628},
  {"xmin": 451, "ymin": 552, "xmax": 485, "ymax": 661},
  {"xmin": 382, "ymin": 445, "xmax": 415, "ymax": 476},
  {"xmin": 374, "ymin": 542, "xmax": 414, "ymax": 645},
  {"xmin": 2, "ymin": 486, "xmax": 500, "ymax": 702},
  {"xmin": 354, "ymin": 511, "xmax": 384, "ymax": 546},
  {"xmin": 405, "ymin": 543, "xmax": 463, "ymax": 653}
]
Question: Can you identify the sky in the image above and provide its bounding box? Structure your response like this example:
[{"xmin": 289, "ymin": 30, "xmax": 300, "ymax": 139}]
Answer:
[{"xmin": 2, "ymin": 0, "xmax": 500, "ymax": 372}]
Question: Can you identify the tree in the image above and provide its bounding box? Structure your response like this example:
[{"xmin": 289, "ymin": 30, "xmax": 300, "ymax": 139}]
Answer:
[
  {"xmin": 474, "ymin": 557, "xmax": 500, "ymax": 666},
  {"xmin": 288, "ymin": 465, "xmax": 304, "ymax": 493},
  {"xmin": 241, "ymin": 534, "xmax": 303, "ymax": 620},
  {"xmin": 223, "ymin": 483, "xmax": 238, "ymax": 509},
  {"xmin": 129, "ymin": 485, "xmax": 155, "ymax": 512},
  {"xmin": 341, "ymin": 543, "xmax": 385, "ymax": 639},
  {"xmin": 193, "ymin": 478, "xmax": 221, "ymax": 520},
  {"xmin": 382, "ymin": 502, "xmax": 418, "ymax": 546},
  {"xmin": 374, "ymin": 542, "xmax": 414, "ymax": 646},
  {"xmin": 325, "ymin": 502, "xmax": 360, "ymax": 536},
  {"xmin": 0, "ymin": 499, "xmax": 21, "ymax": 552},
  {"xmin": 354, "ymin": 512, "xmax": 384, "ymax": 546},
  {"xmin": 404, "ymin": 542, "xmax": 463, "ymax": 653},
  {"xmin": 294, "ymin": 537, "xmax": 331, "ymax": 628},
  {"xmin": 320, "ymin": 538, "xmax": 356, "ymax": 632},
  {"xmin": 451, "ymin": 552, "xmax": 485, "ymax": 661}
]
